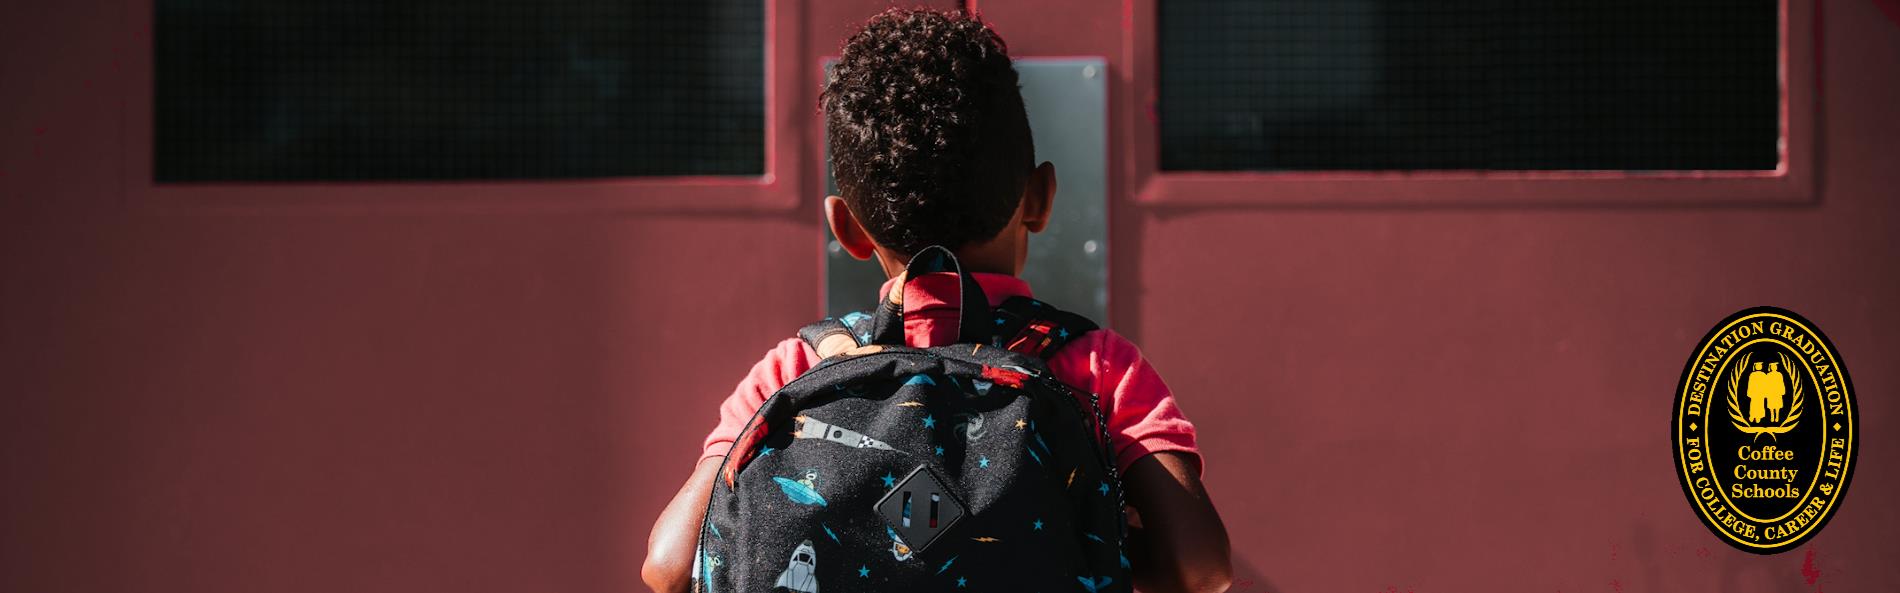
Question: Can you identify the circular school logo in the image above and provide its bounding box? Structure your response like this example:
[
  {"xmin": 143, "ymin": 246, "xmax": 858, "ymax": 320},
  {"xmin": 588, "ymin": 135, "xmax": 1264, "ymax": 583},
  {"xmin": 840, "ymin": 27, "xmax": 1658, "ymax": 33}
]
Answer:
[{"xmin": 1673, "ymin": 307, "xmax": 1857, "ymax": 554}]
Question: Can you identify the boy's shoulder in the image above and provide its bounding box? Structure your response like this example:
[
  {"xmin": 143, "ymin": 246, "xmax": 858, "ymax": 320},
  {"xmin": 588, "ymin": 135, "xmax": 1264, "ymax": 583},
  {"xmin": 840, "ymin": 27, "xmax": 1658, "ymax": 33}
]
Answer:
[{"xmin": 1043, "ymin": 327, "xmax": 1156, "ymax": 388}]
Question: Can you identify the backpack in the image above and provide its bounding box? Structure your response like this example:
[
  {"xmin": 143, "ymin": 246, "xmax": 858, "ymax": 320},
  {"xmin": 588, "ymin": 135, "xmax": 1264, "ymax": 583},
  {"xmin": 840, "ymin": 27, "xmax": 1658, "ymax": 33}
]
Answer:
[{"xmin": 694, "ymin": 246, "xmax": 1130, "ymax": 593}]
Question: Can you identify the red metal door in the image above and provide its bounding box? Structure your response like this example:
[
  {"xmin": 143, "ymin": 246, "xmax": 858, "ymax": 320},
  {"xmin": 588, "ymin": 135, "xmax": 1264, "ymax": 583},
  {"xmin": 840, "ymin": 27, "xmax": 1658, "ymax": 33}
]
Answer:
[{"xmin": 971, "ymin": 1, "xmax": 1890, "ymax": 592}]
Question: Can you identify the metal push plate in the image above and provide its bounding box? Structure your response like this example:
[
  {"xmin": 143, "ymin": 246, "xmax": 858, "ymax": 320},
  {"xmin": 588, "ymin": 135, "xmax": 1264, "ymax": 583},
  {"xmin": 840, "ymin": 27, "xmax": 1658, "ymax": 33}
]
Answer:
[{"xmin": 823, "ymin": 58, "xmax": 1110, "ymax": 324}]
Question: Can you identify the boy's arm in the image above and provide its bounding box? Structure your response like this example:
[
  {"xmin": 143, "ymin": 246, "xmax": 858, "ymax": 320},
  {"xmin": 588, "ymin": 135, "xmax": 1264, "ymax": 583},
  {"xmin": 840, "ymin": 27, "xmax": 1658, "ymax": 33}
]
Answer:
[
  {"xmin": 1124, "ymin": 451, "xmax": 1232, "ymax": 593},
  {"xmin": 642, "ymin": 458, "xmax": 721, "ymax": 593},
  {"xmin": 643, "ymin": 338, "xmax": 817, "ymax": 593},
  {"xmin": 1057, "ymin": 330, "xmax": 1227, "ymax": 593}
]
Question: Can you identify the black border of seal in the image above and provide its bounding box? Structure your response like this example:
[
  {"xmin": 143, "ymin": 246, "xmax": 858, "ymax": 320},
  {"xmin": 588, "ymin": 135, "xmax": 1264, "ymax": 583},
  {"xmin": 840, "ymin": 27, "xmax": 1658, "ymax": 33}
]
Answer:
[{"xmin": 1672, "ymin": 305, "xmax": 1858, "ymax": 554}]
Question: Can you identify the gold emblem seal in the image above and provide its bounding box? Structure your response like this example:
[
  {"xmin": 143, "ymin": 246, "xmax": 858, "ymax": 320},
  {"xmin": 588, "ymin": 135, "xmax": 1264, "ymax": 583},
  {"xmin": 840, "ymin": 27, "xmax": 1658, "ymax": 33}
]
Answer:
[{"xmin": 1674, "ymin": 307, "xmax": 1856, "ymax": 553}]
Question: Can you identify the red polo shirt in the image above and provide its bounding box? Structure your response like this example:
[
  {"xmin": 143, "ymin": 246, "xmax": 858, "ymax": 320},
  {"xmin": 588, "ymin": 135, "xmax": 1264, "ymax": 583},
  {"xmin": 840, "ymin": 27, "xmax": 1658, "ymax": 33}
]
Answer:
[{"xmin": 700, "ymin": 272, "xmax": 1201, "ymax": 474}]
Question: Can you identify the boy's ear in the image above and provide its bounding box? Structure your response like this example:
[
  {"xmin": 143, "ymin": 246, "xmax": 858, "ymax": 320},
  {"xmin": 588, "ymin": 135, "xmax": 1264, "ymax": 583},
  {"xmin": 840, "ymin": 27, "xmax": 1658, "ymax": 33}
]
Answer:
[
  {"xmin": 1022, "ymin": 161, "xmax": 1057, "ymax": 233},
  {"xmin": 824, "ymin": 195, "xmax": 879, "ymax": 261}
]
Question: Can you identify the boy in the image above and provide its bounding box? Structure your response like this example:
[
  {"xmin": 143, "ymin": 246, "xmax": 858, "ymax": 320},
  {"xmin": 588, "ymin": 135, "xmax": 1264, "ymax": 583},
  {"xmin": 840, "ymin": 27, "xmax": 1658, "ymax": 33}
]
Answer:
[{"xmin": 643, "ymin": 9, "xmax": 1230, "ymax": 593}]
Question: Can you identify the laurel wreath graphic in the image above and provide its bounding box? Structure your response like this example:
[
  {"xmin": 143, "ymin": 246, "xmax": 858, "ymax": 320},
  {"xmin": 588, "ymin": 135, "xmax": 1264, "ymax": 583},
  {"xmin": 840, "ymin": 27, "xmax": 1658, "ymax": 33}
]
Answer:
[{"xmin": 1725, "ymin": 352, "xmax": 1804, "ymax": 440}]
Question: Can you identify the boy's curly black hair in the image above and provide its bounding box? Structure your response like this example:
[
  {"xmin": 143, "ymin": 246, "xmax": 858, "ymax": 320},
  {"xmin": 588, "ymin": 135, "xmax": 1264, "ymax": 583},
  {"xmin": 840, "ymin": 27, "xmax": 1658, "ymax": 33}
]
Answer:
[{"xmin": 822, "ymin": 9, "xmax": 1034, "ymax": 257}]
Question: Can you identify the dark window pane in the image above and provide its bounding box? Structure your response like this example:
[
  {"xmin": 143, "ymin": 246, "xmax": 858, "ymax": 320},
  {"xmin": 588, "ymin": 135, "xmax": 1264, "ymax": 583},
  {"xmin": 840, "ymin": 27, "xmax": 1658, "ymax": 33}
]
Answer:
[
  {"xmin": 1159, "ymin": 0, "xmax": 1779, "ymax": 171},
  {"xmin": 157, "ymin": 0, "xmax": 763, "ymax": 182}
]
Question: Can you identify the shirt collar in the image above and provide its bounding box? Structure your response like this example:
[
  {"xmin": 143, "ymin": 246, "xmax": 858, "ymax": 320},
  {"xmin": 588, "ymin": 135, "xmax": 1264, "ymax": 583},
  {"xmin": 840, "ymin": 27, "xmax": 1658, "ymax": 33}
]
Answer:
[{"xmin": 876, "ymin": 272, "xmax": 1033, "ymax": 312}]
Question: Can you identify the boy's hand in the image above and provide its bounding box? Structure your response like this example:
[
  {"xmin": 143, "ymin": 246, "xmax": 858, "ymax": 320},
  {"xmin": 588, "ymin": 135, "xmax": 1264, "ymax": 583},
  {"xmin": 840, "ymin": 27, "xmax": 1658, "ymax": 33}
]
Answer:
[
  {"xmin": 814, "ymin": 334, "xmax": 885, "ymax": 358},
  {"xmin": 1124, "ymin": 452, "xmax": 1232, "ymax": 593}
]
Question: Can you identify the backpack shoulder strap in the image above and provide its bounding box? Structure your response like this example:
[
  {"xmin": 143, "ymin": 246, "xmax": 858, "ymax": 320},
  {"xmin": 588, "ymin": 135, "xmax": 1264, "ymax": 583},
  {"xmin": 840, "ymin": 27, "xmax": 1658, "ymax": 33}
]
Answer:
[
  {"xmin": 797, "ymin": 310, "xmax": 877, "ymax": 353},
  {"xmin": 992, "ymin": 296, "xmax": 1099, "ymax": 359}
]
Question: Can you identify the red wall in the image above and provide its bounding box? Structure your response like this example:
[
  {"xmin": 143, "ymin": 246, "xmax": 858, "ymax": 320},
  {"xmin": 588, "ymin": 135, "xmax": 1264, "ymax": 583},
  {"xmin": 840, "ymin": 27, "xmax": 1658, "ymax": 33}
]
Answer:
[{"xmin": 3, "ymin": 1, "xmax": 1896, "ymax": 592}]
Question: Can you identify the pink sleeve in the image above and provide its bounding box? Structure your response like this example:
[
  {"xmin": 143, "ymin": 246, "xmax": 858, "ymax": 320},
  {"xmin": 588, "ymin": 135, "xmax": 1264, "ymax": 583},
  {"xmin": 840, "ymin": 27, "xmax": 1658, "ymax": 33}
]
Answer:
[
  {"xmin": 699, "ymin": 338, "xmax": 820, "ymax": 463},
  {"xmin": 1050, "ymin": 330, "xmax": 1202, "ymax": 476}
]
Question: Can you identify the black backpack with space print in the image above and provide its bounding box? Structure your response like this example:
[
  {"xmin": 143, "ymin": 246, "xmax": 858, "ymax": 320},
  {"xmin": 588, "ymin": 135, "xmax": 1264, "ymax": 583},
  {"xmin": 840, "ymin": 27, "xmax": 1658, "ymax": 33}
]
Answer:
[{"xmin": 694, "ymin": 246, "xmax": 1130, "ymax": 593}]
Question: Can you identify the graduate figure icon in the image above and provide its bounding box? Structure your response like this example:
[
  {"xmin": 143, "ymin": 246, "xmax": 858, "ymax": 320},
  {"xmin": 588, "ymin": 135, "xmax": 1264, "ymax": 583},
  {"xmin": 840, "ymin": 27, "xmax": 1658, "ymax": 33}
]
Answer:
[
  {"xmin": 1725, "ymin": 351, "xmax": 1804, "ymax": 440},
  {"xmin": 1744, "ymin": 361, "xmax": 1789, "ymax": 422}
]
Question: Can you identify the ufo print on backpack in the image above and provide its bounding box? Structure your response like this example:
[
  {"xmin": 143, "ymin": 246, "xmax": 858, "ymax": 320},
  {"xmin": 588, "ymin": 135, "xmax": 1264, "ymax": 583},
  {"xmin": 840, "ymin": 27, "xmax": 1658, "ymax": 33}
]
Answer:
[{"xmin": 772, "ymin": 470, "xmax": 828, "ymax": 507}]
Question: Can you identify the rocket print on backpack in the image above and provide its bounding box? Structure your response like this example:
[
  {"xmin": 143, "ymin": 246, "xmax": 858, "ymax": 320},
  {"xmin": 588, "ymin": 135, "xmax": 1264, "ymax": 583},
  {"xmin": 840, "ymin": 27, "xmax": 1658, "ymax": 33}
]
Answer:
[{"xmin": 694, "ymin": 245, "xmax": 1130, "ymax": 593}]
